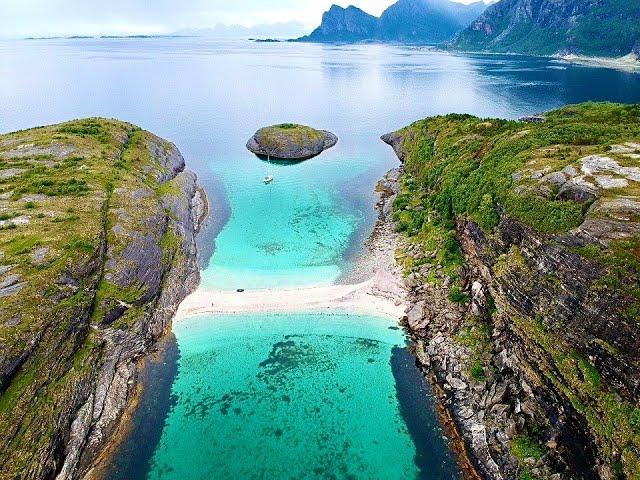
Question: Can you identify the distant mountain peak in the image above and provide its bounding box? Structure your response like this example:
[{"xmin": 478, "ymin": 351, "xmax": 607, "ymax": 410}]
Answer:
[
  {"xmin": 451, "ymin": 0, "xmax": 640, "ymax": 57},
  {"xmin": 296, "ymin": 0, "xmax": 487, "ymax": 44},
  {"xmin": 297, "ymin": 4, "xmax": 378, "ymax": 42}
]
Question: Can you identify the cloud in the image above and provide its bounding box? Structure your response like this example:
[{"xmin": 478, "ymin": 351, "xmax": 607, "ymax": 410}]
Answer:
[{"xmin": 0, "ymin": 0, "xmax": 490, "ymax": 38}]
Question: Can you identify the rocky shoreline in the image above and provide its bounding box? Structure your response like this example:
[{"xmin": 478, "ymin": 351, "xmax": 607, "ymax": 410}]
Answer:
[
  {"xmin": 364, "ymin": 167, "xmax": 488, "ymax": 480},
  {"xmin": 57, "ymin": 149, "xmax": 209, "ymax": 480},
  {"xmin": 369, "ymin": 164, "xmax": 567, "ymax": 480},
  {"xmin": 0, "ymin": 120, "xmax": 209, "ymax": 480},
  {"xmin": 375, "ymin": 105, "xmax": 640, "ymax": 480},
  {"xmin": 558, "ymin": 53, "xmax": 640, "ymax": 73}
]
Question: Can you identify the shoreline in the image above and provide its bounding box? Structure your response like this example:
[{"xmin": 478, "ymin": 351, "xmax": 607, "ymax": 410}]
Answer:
[
  {"xmin": 557, "ymin": 53, "xmax": 640, "ymax": 72},
  {"xmin": 84, "ymin": 336, "xmax": 173, "ymax": 480},
  {"xmin": 175, "ymin": 271, "xmax": 407, "ymax": 321},
  {"xmin": 84, "ymin": 182, "xmax": 210, "ymax": 479},
  {"xmin": 87, "ymin": 165, "xmax": 486, "ymax": 480}
]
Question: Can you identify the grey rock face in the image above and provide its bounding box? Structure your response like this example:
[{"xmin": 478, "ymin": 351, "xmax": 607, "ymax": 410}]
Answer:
[
  {"xmin": 246, "ymin": 125, "xmax": 338, "ymax": 160},
  {"xmin": 298, "ymin": 5, "xmax": 379, "ymax": 42},
  {"xmin": 1, "ymin": 143, "xmax": 75, "ymax": 159},
  {"xmin": 0, "ymin": 168, "xmax": 25, "ymax": 179},
  {"xmin": 557, "ymin": 179, "xmax": 599, "ymax": 203},
  {"xmin": 45, "ymin": 138, "xmax": 206, "ymax": 480},
  {"xmin": 452, "ymin": 0, "xmax": 640, "ymax": 57}
]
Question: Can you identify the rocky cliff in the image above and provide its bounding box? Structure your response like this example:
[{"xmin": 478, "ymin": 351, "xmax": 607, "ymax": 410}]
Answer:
[
  {"xmin": 382, "ymin": 103, "xmax": 640, "ymax": 479},
  {"xmin": 297, "ymin": 5, "xmax": 378, "ymax": 42},
  {"xmin": 0, "ymin": 119, "xmax": 206, "ymax": 479},
  {"xmin": 296, "ymin": 0, "xmax": 486, "ymax": 44},
  {"xmin": 377, "ymin": 0, "xmax": 486, "ymax": 44},
  {"xmin": 451, "ymin": 0, "xmax": 640, "ymax": 57}
]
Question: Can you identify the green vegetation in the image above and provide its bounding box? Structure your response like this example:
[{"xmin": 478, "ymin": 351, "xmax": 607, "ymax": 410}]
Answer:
[
  {"xmin": 390, "ymin": 103, "xmax": 640, "ymax": 478},
  {"xmin": 511, "ymin": 435, "xmax": 547, "ymax": 480},
  {"xmin": 0, "ymin": 211, "xmax": 17, "ymax": 221},
  {"xmin": 393, "ymin": 104, "xmax": 640, "ymax": 239},
  {"xmin": 452, "ymin": 0, "xmax": 640, "ymax": 57},
  {"xmin": 0, "ymin": 117, "xmax": 193, "ymax": 476},
  {"xmin": 512, "ymin": 435, "xmax": 546, "ymax": 461},
  {"xmin": 448, "ymin": 285, "xmax": 470, "ymax": 304},
  {"xmin": 631, "ymin": 409, "xmax": 640, "ymax": 433},
  {"xmin": 392, "ymin": 103, "xmax": 640, "ymax": 278}
]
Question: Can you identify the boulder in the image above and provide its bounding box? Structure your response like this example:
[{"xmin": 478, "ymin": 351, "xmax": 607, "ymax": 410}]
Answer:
[
  {"xmin": 557, "ymin": 179, "xmax": 598, "ymax": 203},
  {"xmin": 246, "ymin": 124, "xmax": 338, "ymax": 160}
]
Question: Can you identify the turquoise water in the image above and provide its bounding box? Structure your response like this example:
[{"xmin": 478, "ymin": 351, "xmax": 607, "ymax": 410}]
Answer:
[
  {"xmin": 200, "ymin": 153, "xmax": 369, "ymax": 290},
  {"xmin": 144, "ymin": 313, "xmax": 454, "ymax": 479},
  {"xmin": 2, "ymin": 38, "xmax": 640, "ymax": 480}
]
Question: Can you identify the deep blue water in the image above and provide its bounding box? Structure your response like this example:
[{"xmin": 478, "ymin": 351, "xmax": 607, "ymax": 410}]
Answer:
[{"xmin": 1, "ymin": 38, "xmax": 639, "ymax": 479}]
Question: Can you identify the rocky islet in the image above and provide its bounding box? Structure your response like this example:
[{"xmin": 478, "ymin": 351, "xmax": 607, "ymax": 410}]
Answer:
[{"xmin": 246, "ymin": 123, "xmax": 338, "ymax": 160}]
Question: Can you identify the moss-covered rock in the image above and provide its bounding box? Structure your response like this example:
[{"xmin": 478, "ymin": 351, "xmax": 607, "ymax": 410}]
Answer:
[
  {"xmin": 383, "ymin": 103, "xmax": 640, "ymax": 480},
  {"xmin": 246, "ymin": 123, "xmax": 338, "ymax": 160},
  {"xmin": 0, "ymin": 118, "xmax": 206, "ymax": 479}
]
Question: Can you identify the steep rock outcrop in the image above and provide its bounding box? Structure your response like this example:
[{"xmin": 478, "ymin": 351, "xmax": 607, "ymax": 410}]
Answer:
[
  {"xmin": 295, "ymin": 0, "xmax": 486, "ymax": 44},
  {"xmin": 377, "ymin": 0, "xmax": 486, "ymax": 44},
  {"xmin": 451, "ymin": 0, "xmax": 640, "ymax": 57},
  {"xmin": 0, "ymin": 119, "xmax": 207, "ymax": 479},
  {"xmin": 383, "ymin": 103, "xmax": 640, "ymax": 479},
  {"xmin": 297, "ymin": 5, "xmax": 378, "ymax": 42}
]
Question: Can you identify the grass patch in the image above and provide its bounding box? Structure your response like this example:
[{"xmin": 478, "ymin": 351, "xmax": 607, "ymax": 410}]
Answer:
[
  {"xmin": 449, "ymin": 285, "xmax": 470, "ymax": 304},
  {"xmin": 512, "ymin": 435, "xmax": 546, "ymax": 461},
  {"xmin": 5, "ymin": 235, "xmax": 42, "ymax": 256},
  {"xmin": 0, "ymin": 211, "xmax": 17, "ymax": 221},
  {"xmin": 63, "ymin": 238, "xmax": 95, "ymax": 253}
]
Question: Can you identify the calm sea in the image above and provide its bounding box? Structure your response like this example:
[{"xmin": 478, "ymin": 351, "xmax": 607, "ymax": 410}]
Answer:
[{"xmin": 2, "ymin": 38, "xmax": 638, "ymax": 479}]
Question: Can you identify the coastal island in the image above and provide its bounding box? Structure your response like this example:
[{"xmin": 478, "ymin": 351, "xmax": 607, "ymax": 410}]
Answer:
[
  {"xmin": 0, "ymin": 119, "xmax": 206, "ymax": 479},
  {"xmin": 382, "ymin": 103, "xmax": 640, "ymax": 480},
  {"xmin": 246, "ymin": 123, "xmax": 338, "ymax": 160}
]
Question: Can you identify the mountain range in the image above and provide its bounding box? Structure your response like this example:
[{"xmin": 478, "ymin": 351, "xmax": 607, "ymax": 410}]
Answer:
[
  {"xmin": 451, "ymin": 0, "xmax": 640, "ymax": 57},
  {"xmin": 177, "ymin": 22, "xmax": 307, "ymax": 39},
  {"xmin": 297, "ymin": 0, "xmax": 639, "ymax": 59},
  {"xmin": 296, "ymin": 0, "xmax": 487, "ymax": 44}
]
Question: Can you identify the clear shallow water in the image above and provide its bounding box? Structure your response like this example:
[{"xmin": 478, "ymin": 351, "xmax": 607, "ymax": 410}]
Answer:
[
  {"xmin": 140, "ymin": 314, "xmax": 458, "ymax": 480},
  {"xmin": 1, "ymin": 38, "xmax": 639, "ymax": 479},
  {"xmin": 201, "ymin": 154, "xmax": 368, "ymax": 290}
]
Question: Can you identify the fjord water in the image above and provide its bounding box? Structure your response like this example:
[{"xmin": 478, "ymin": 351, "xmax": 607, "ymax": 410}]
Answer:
[
  {"xmin": 1, "ymin": 39, "xmax": 640, "ymax": 479},
  {"xmin": 143, "ymin": 314, "xmax": 457, "ymax": 479}
]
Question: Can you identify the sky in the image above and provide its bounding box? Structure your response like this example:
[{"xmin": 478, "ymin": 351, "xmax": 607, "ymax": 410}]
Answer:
[{"xmin": 0, "ymin": 0, "xmax": 488, "ymax": 38}]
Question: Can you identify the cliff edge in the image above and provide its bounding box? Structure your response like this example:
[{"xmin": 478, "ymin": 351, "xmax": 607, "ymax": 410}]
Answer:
[
  {"xmin": 383, "ymin": 103, "xmax": 640, "ymax": 480},
  {"xmin": 0, "ymin": 119, "xmax": 206, "ymax": 479}
]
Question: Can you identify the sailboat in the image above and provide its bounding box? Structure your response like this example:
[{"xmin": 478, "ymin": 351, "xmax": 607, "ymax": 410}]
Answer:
[{"xmin": 263, "ymin": 153, "xmax": 274, "ymax": 184}]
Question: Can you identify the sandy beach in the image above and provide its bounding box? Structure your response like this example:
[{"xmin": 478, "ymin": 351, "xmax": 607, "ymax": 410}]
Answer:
[
  {"xmin": 176, "ymin": 169, "xmax": 407, "ymax": 322},
  {"xmin": 175, "ymin": 270, "xmax": 407, "ymax": 320}
]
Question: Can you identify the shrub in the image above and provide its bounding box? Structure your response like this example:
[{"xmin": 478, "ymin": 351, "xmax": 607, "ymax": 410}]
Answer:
[
  {"xmin": 631, "ymin": 408, "xmax": 640, "ymax": 433},
  {"xmin": 449, "ymin": 285, "xmax": 470, "ymax": 304},
  {"xmin": 512, "ymin": 435, "xmax": 546, "ymax": 461}
]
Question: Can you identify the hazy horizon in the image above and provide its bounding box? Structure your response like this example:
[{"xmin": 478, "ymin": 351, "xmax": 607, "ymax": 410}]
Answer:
[{"xmin": 1, "ymin": 0, "xmax": 491, "ymax": 39}]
